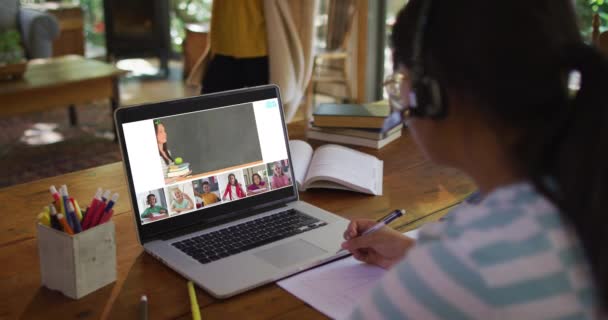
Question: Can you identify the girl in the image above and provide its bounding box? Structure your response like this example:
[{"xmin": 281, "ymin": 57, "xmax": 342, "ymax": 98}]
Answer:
[
  {"xmin": 247, "ymin": 173, "xmax": 269, "ymax": 195},
  {"xmin": 222, "ymin": 173, "xmax": 246, "ymax": 200},
  {"xmin": 170, "ymin": 188, "xmax": 193, "ymax": 213},
  {"xmin": 341, "ymin": 1, "xmax": 607, "ymax": 318},
  {"xmin": 270, "ymin": 161, "xmax": 291, "ymax": 189}
]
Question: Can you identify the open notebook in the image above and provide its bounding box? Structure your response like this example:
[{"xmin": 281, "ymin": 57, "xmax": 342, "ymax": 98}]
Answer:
[
  {"xmin": 277, "ymin": 229, "xmax": 419, "ymax": 319},
  {"xmin": 289, "ymin": 140, "xmax": 383, "ymax": 195}
]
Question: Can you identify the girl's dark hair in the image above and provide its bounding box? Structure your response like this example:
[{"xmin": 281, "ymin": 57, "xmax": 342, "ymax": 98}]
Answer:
[
  {"xmin": 146, "ymin": 194, "xmax": 155, "ymax": 203},
  {"xmin": 392, "ymin": 0, "xmax": 608, "ymax": 308},
  {"xmin": 252, "ymin": 173, "xmax": 263, "ymax": 184},
  {"xmin": 228, "ymin": 173, "xmax": 238, "ymax": 185},
  {"xmin": 154, "ymin": 121, "xmax": 173, "ymax": 165}
]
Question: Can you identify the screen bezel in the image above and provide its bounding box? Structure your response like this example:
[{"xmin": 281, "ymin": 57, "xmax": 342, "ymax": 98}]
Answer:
[{"xmin": 114, "ymin": 85, "xmax": 298, "ymax": 243}]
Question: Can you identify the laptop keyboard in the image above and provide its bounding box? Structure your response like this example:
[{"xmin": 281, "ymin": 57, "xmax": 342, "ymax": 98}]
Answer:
[{"xmin": 172, "ymin": 209, "xmax": 327, "ymax": 264}]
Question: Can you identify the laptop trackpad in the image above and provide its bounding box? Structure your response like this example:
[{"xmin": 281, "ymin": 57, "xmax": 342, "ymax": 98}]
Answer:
[{"xmin": 254, "ymin": 239, "xmax": 327, "ymax": 269}]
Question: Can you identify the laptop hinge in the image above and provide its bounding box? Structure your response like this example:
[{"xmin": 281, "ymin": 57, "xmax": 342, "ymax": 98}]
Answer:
[{"xmin": 152, "ymin": 202, "xmax": 289, "ymax": 241}]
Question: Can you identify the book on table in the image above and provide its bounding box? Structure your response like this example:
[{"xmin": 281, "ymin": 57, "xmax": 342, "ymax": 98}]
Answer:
[
  {"xmin": 306, "ymin": 127, "xmax": 402, "ymax": 149},
  {"xmin": 289, "ymin": 140, "xmax": 383, "ymax": 196},
  {"xmin": 306, "ymin": 122, "xmax": 403, "ymax": 149},
  {"xmin": 312, "ymin": 100, "xmax": 390, "ymax": 129},
  {"xmin": 309, "ymin": 122, "xmax": 403, "ymax": 140}
]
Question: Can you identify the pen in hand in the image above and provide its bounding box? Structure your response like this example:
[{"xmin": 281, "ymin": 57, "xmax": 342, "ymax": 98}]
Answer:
[{"xmin": 337, "ymin": 209, "xmax": 406, "ymax": 254}]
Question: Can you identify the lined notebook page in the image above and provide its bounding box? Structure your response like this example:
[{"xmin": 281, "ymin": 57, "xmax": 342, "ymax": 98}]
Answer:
[{"xmin": 277, "ymin": 230, "xmax": 419, "ymax": 319}]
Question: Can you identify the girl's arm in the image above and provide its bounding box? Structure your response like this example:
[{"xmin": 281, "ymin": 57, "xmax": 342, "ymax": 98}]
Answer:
[
  {"xmin": 271, "ymin": 177, "xmax": 277, "ymax": 189},
  {"xmin": 223, "ymin": 186, "xmax": 230, "ymax": 200},
  {"xmin": 183, "ymin": 193, "xmax": 194, "ymax": 209}
]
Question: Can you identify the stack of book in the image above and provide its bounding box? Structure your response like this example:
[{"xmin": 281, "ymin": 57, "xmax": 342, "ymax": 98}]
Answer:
[
  {"xmin": 167, "ymin": 162, "xmax": 191, "ymax": 178},
  {"xmin": 307, "ymin": 101, "xmax": 403, "ymax": 149}
]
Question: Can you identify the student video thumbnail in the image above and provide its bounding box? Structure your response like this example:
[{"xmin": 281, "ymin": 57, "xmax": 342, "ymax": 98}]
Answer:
[
  {"xmin": 192, "ymin": 176, "xmax": 221, "ymax": 208},
  {"xmin": 244, "ymin": 164, "xmax": 270, "ymax": 196},
  {"xmin": 138, "ymin": 188, "xmax": 169, "ymax": 224},
  {"xmin": 268, "ymin": 159, "xmax": 292, "ymax": 189},
  {"xmin": 166, "ymin": 183, "xmax": 196, "ymax": 216},
  {"xmin": 218, "ymin": 170, "xmax": 247, "ymax": 202}
]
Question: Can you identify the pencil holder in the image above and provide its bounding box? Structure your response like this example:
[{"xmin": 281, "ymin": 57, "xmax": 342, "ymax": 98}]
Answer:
[{"xmin": 36, "ymin": 221, "xmax": 117, "ymax": 299}]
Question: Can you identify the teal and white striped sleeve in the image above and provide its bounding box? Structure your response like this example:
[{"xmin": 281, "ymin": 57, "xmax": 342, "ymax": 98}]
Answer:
[
  {"xmin": 345, "ymin": 205, "xmax": 595, "ymax": 319},
  {"xmin": 347, "ymin": 239, "xmax": 493, "ymax": 320},
  {"xmin": 347, "ymin": 236, "xmax": 592, "ymax": 319},
  {"xmin": 346, "ymin": 183, "xmax": 597, "ymax": 319}
]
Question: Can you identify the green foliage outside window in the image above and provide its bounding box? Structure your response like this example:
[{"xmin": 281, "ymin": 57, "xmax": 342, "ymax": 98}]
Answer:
[
  {"xmin": 78, "ymin": 0, "xmax": 105, "ymax": 47},
  {"xmin": 22, "ymin": 1, "xmax": 604, "ymax": 54},
  {"xmin": 576, "ymin": 0, "xmax": 608, "ymax": 40},
  {"xmin": 21, "ymin": 0, "xmax": 212, "ymax": 54},
  {"xmin": 170, "ymin": 0, "xmax": 212, "ymax": 52},
  {"xmin": 0, "ymin": 29, "xmax": 24, "ymax": 64}
]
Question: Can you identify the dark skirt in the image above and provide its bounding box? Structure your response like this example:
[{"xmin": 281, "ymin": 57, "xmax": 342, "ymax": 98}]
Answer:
[{"xmin": 201, "ymin": 54, "xmax": 269, "ymax": 94}]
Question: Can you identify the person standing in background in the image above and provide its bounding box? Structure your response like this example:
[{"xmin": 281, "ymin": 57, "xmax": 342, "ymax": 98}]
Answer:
[
  {"xmin": 200, "ymin": 0, "xmax": 269, "ymax": 94},
  {"xmin": 187, "ymin": 1, "xmax": 318, "ymax": 122}
]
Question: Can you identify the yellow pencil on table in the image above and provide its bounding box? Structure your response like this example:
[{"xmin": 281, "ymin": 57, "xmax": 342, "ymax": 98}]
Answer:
[
  {"xmin": 37, "ymin": 211, "xmax": 50, "ymax": 227},
  {"xmin": 72, "ymin": 198, "xmax": 83, "ymax": 221},
  {"xmin": 187, "ymin": 281, "xmax": 201, "ymax": 320},
  {"xmin": 39, "ymin": 207, "xmax": 51, "ymax": 227}
]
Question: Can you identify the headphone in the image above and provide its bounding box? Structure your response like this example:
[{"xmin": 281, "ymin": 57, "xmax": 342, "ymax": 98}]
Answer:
[{"xmin": 408, "ymin": 0, "xmax": 448, "ymax": 119}]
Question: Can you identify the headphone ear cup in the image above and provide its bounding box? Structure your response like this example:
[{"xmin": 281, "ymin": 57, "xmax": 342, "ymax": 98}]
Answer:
[{"xmin": 422, "ymin": 76, "xmax": 447, "ymax": 118}]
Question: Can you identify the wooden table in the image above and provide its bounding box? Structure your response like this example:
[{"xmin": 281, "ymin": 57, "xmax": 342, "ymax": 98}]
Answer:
[
  {"xmin": 0, "ymin": 122, "xmax": 476, "ymax": 319},
  {"xmin": 0, "ymin": 55, "xmax": 126, "ymax": 127}
]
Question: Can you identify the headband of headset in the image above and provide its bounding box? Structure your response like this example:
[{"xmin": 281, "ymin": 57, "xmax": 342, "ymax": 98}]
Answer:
[{"xmin": 408, "ymin": 0, "xmax": 447, "ymax": 119}]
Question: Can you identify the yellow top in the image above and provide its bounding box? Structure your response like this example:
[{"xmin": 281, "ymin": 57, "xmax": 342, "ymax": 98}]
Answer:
[
  {"xmin": 201, "ymin": 192, "xmax": 220, "ymax": 205},
  {"xmin": 210, "ymin": 0, "xmax": 268, "ymax": 58}
]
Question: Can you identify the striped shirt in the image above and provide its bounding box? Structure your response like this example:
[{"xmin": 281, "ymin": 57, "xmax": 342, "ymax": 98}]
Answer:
[{"xmin": 347, "ymin": 183, "xmax": 598, "ymax": 319}]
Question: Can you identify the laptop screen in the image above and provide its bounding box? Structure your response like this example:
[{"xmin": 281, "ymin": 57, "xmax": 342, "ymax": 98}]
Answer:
[{"xmin": 121, "ymin": 96, "xmax": 294, "ymax": 227}]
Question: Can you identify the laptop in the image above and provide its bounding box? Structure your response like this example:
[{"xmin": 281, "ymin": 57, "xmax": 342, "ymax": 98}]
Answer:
[{"xmin": 114, "ymin": 85, "xmax": 350, "ymax": 298}]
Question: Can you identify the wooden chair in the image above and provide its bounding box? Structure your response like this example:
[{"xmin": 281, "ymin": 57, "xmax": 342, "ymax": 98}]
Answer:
[{"xmin": 310, "ymin": 0, "xmax": 357, "ymax": 111}]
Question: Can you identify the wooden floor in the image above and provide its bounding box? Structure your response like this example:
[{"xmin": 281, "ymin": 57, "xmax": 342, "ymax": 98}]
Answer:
[{"xmin": 120, "ymin": 60, "xmax": 199, "ymax": 106}]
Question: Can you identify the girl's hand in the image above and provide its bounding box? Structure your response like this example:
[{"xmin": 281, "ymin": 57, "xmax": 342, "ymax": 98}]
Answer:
[{"xmin": 341, "ymin": 219, "xmax": 415, "ymax": 269}]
